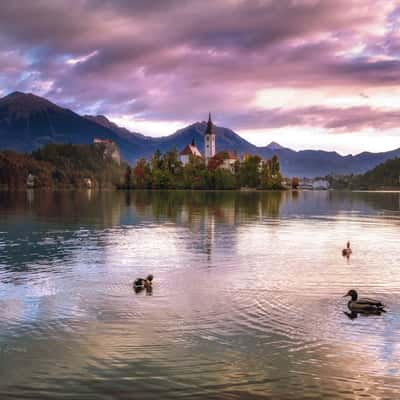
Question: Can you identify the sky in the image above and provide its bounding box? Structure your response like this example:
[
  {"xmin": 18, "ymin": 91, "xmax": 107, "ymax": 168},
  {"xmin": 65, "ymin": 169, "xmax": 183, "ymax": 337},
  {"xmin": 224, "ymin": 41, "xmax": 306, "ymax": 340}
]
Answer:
[{"xmin": 0, "ymin": 0, "xmax": 400, "ymax": 155}]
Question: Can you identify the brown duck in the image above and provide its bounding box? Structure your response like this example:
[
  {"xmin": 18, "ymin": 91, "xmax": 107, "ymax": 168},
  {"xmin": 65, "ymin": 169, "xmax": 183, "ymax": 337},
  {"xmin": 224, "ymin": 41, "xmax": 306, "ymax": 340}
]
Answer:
[{"xmin": 343, "ymin": 289, "xmax": 386, "ymax": 313}]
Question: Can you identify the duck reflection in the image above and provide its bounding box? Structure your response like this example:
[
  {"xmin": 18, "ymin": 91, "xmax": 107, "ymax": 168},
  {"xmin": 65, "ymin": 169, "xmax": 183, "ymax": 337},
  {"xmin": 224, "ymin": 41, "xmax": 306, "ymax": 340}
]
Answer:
[
  {"xmin": 133, "ymin": 285, "xmax": 153, "ymax": 295},
  {"xmin": 344, "ymin": 310, "xmax": 385, "ymax": 320}
]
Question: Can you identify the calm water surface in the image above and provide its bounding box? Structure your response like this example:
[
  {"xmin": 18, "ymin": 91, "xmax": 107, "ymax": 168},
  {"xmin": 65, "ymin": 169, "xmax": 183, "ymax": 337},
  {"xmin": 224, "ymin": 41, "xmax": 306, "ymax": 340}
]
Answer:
[{"xmin": 1, "ymin": 190, "xmax": 400, "ymax": 399}]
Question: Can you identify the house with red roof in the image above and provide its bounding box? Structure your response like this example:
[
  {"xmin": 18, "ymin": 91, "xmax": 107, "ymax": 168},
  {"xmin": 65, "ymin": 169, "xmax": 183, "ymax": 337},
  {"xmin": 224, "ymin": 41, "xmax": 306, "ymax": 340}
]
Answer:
[{"xmin": 179, "ymin": 138, "xmax": 203, "ymax": 165}]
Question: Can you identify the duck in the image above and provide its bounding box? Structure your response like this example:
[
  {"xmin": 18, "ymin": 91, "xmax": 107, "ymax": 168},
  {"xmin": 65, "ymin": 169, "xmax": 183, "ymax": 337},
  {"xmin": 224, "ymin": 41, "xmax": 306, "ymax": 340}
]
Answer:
[
  {"xmin": 133, "ymin": 274, "xmax": 153, "ymax": 291},
  {"xmin": 343, "ymin": 289, "xmax": 386, "ymax": 313},
  {"xmin": 342, "ymin": 241, "xmax": 352, "ymax": 257}
]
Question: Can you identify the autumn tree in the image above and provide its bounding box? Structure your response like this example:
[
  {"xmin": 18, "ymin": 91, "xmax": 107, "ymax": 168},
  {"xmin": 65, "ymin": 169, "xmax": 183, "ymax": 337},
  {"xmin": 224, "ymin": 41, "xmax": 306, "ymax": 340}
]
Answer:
[
  {"xmin": 238, "ymin": 155, "xmax": 261, "ymax": 188},
  {"xmin": 133, "ymin": 158, "xmax": 151, "ymax": 188},
  {"xmin": 291, "ymin": 177, "xmax": 299, "ymax": 189},
  {"xmin": 125, "ymin": 166, "xmax": 132, "ymax": 187}
]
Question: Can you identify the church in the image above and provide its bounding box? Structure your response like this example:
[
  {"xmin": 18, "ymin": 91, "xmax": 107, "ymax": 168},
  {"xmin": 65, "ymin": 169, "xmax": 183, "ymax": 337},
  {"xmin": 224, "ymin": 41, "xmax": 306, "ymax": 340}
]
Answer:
[
  {"xmin": 179, "ymin": 113, "xmax": 215, "ymax": 166},
  {"xmin": 179, "ymin": 113, "xmax": 236, "ymax": 171}
]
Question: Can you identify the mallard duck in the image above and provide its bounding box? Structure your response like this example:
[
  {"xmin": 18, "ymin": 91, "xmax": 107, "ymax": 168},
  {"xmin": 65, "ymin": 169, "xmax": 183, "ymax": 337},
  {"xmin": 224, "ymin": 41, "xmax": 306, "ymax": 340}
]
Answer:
[
  {"xmin": 342, "ymin": 241, "xmax": 352, "ymax": 257},
  {"xmin": 133, "ymin": 274, "xmax": 153, "ymax": 290},
  {"xmin": 343, "ymin": 289, "xmax": 386, "ymax": 313}
]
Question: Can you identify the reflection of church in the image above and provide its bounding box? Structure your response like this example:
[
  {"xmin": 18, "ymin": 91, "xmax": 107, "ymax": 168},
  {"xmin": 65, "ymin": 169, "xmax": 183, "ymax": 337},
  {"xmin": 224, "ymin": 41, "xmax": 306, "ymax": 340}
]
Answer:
[{"xmin": 204, "ymin": 209, "xmax": 215, "ymax": 263}]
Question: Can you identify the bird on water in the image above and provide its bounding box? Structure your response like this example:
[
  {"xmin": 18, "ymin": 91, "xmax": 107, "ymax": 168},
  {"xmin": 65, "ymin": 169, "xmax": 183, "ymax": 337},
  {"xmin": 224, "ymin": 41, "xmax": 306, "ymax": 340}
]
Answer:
[
  {"xmin": 342, "ymin": 241, "xmax": 352, "ymax": 257},
  {"xmin": 133, "ymin": 274, "xmax": 153, "ymax": 293},
  {"xmin": 343, "ymin": 289, "xmax": 386, "ymax": 313}
]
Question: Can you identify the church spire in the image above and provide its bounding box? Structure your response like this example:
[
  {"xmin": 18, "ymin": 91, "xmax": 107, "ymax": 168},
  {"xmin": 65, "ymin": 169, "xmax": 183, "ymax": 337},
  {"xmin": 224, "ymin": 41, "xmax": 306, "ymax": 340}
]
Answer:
[
  {"xmin": 205, "ymin": 112, "xmax": 213, "ymax": 135},
  {"xmin": 204, "ymin": 112, "xmax": 215, "ymax": 160}
]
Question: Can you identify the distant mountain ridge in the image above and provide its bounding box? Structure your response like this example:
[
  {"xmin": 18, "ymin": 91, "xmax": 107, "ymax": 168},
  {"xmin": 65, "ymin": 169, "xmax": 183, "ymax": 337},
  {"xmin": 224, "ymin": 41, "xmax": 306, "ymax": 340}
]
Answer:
[{"xmin": 0, "ymin": 91, "xmax": 399, "ymax": 177}]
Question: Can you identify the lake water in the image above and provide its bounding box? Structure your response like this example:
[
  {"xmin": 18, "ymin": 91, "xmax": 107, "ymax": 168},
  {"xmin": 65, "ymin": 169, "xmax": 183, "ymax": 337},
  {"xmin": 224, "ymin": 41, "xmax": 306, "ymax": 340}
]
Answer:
[{"xmin": 1, "ymin": 190, "xmax": 400, "ymax": 399}]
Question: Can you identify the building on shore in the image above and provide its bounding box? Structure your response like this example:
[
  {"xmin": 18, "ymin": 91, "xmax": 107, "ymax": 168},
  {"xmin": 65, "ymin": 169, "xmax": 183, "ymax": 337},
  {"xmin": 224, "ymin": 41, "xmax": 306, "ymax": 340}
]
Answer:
[
  {"xmin": 93, "ymin": 138, "xmax": 121, "ymax": 164},
  {"xmin": 312, "ymin": 179, "xmax": 330, "ymax": 190},
  {"xmin": 299, "ymin": 178, "xmax": 330, "ymax": 190},
  {"xmin": 220, "ymin": 152, "xmax": 238, "ymax": 173},
  {"xmin": 209, "ymin": 151, "xmax": 238, "ymax": 173},
  {"xmin": 26, "ymin": 173, "xmax": 35, "ymax": 188},
  {"xmin": 83, "ymin": 178, "xmax": 93, "ymax": 189},
  {"xmin": 299, "ymin": 178, "xmax": 313, "ymax": 190},
  {"xmin": 179, "ymin": 139, "xmax": 203, "ymax": 166}
]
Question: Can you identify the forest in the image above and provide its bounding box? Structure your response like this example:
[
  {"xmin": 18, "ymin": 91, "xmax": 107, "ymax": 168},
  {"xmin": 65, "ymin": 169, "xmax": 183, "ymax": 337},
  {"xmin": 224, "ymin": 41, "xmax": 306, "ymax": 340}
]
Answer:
[
  {"xmin": 326, "ymin": 157, "xmax": 400, "ymax": 190},
  {"xmin": 0, "ymin": 144, "xmax": 284, "ymax": 190},
  {"xmin": 0, "ymin": 143, "xmax": 125, "ymax": 189},
  {"xmin": 120, "ymin": 149, "xmax": 283, "ymax": 190}
]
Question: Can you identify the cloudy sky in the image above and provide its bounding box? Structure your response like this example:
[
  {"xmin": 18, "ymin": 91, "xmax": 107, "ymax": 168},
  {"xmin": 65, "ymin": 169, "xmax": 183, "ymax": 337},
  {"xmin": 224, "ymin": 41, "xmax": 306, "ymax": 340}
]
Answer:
[{"xmin": 1, "ymin": 0, "xmax": 400, "ymax": 154}]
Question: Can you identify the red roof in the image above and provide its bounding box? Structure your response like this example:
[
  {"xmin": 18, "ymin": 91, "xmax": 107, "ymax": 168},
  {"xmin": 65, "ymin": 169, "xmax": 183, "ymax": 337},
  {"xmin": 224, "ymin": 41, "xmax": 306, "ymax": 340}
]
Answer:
[
  {"xmin": 180, "ymin": 144, "xmax": 202, "ymax": 157},
  {"xmin": 212, "ymin": 151, "xmax": 237, "ymax": 160}
]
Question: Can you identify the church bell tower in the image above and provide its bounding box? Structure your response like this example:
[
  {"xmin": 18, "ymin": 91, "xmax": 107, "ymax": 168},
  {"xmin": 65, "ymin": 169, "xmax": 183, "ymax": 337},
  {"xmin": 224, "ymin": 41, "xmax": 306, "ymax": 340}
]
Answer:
[{"xmin": 204, "ymin": 113, "xmax": 215, "ymax": 161}]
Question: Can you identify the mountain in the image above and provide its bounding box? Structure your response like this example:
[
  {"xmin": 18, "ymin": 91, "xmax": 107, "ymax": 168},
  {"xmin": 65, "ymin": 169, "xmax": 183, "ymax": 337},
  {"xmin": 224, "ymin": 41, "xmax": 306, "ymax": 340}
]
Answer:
[
  {"xmin": 330, "ymin": 157, "xmax": 400, "ymax": 190},
  {"xmin": 254, "ymin": 146, "xmax": 400, "ymax": 177},
  {"xmin": 153, "ymin": 121, "xmax": 258, "ymax": 154},
  {"xmin": 84, "ymin": 114, "xmax": 148, "ymax": 141},
  {"xmin": 265, "ymin": 141, "xmax": 288, "ymax": 151},
  {"xmin": 0, "ymin": 92, "xmax": 148, "ymax": 161},
  {"xmin": 1, "ymin": 91, "xmax": 400, "ymax": 177}
]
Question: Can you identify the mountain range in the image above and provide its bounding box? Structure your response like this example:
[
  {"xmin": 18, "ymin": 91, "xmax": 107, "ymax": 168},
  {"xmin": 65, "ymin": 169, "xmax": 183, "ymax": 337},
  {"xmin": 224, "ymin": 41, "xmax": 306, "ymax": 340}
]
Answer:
[{"xmin": 0, "ymin": 91, "xmax": 399, "ymax": 177}]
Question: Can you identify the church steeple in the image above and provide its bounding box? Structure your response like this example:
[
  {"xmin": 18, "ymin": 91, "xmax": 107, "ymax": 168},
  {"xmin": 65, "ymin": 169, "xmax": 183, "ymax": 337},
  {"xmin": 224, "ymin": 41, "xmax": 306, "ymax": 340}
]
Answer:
[
  {"xmin": 205, "ymin": 112, "xmax": 213, "ymax": 135},
  {"xmin": 204, "ymin": 112, "xmax": 215, "ymax": 160}
]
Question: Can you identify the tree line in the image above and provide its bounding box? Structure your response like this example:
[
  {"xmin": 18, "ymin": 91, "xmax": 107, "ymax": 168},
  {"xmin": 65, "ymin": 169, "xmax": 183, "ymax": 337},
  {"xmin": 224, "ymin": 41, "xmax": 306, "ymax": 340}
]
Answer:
[
  {"xmin": 0, "ymin": 145, "xmax": 285, "ymax": 190},
  {"xmin": 119, "ymin": 149, "xmax": 284, "ymax": 190},
  {"xmin": 0, "ymin": 143, "xmax": 125, "ymax": 189},
  {"xmin": 325, "ymin": 157, "xmax": 400, "ymax": 190}
]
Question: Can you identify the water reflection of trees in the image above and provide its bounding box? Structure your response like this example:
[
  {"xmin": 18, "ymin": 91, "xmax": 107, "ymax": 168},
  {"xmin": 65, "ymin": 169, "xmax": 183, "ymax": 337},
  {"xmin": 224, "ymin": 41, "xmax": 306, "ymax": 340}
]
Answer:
[
  {"xmin": 126, "ymin": 190, "xmax": 288, "ymax": 226},
  {"xmin": 0, "ymin": 190, "xmax": 122, "ymax": 225},
  {"xmin": 2, "ymin": 189, "xmax": 399, "ymax": 231},
  {"xmin": 0, "ymin": 190, "xmax": 123, "ymax": 277},
  {"xmin": 2, "ymin": 189, "xmax": 400, "ymax": 278},
  {"xmin": 331, "ymin": 191, "xmax": 400, "ymax": 212}
]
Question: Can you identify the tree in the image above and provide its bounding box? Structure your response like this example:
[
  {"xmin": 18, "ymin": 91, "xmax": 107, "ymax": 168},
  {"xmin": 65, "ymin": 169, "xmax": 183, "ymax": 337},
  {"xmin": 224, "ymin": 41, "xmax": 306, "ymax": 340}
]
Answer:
[
  {"xmin": 270, "ymin": 155, "xmax": 283, "ymax": 189},
  {"xmin": 151, "ymin": 148, "xmax": 162, "ymax": 171},
  {"xmin": 182, "ymin": 155, "xmax": 207, "ymax": 189},
  {"xmin": 133, "ymin": 159, "xmax": 151, "ymax": 188},
  {"xmin": 125, "ymin": 166, "xmax": 132, "ymax": 187},
  {"xmin": 214, "ymin": 168, "xmax": 236, "ymax": 189},
  {"xmin": 239, "ymin": 155, "xmax": 261, "ymax": 188},
  {"xmin": 162, "ymin": 148, "xmax": 180, "ymax": 173},
  {"xmin": 291, "ymin": 177, "xmax": 299, "ymax": 189},
  {"xmin": 259, "ymin": 159, "xmax": 272, "ymax": 189}
]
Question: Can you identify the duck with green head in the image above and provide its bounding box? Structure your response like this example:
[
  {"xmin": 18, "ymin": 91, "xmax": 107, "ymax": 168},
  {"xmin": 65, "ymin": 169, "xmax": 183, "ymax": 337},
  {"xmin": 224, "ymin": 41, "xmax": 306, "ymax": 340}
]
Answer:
[{"xmin": 343, "ymin": 289, "xmax": 386, "ymax": 313}]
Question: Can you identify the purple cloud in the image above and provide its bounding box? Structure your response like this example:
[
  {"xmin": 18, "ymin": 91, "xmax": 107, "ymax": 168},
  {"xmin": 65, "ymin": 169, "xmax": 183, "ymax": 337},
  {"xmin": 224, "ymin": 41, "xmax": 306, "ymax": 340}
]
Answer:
[{"xmin": 0, "ymin": 0, "xmax": 399, "ymax": 148}]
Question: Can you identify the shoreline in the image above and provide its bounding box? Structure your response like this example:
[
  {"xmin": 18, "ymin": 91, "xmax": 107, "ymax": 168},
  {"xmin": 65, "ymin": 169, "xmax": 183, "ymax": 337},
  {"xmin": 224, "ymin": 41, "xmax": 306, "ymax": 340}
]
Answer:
[{"xmin": 2, "ymin": 187, "xmax": 400, "ymax": 193}]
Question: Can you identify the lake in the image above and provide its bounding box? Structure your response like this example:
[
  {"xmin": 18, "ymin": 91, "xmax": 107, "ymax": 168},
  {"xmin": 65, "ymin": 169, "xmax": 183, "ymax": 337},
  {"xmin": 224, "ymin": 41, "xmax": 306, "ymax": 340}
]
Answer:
[{"xmin": 1, "ymin": 190, "xmax": 400, "ymax": 399}]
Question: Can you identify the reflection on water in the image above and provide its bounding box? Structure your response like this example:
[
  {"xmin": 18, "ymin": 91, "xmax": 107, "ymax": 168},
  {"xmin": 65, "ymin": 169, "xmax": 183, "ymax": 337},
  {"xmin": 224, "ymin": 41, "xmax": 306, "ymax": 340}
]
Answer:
[{"xmin": 1, "ymin": 190, "xmax": 400, "ymax": 399}]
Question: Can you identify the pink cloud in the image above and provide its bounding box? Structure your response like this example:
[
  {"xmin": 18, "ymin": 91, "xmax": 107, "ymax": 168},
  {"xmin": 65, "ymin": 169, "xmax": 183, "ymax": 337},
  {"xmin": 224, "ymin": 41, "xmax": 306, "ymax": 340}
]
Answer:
[{"xmin": 0, "ymin": 0, "xmax": 399, "ymax": 150}]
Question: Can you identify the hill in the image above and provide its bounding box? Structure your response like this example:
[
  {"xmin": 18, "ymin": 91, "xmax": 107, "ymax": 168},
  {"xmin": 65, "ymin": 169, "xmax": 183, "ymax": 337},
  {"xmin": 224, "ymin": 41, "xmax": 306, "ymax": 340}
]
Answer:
[
  {"xmin": 334, "ymin": 157, "xmax": 400, "ymax": 190},
  {"xmin": 0, "ymin": 92, "xmax": 147, "ymax": 160},
  {"xmin": 1, "ymin": 92, "xmax": 400, "ymax": 177},
  {"xmin": 0, "ymin": 143, "xmax": 125, "ymax": 189}
]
